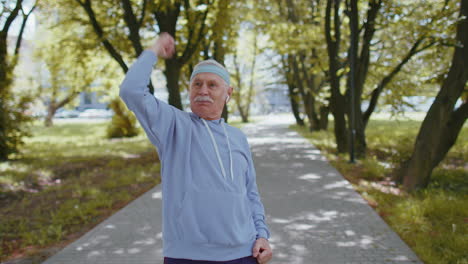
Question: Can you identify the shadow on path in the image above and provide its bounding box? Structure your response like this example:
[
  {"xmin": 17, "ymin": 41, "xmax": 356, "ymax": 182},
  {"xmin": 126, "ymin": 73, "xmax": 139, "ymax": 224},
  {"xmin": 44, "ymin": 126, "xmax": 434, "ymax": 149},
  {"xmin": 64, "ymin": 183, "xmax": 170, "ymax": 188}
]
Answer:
[
  {"xmin": 40, "ymin": 115, "xmax": 421, "ymax": 264},
  {"xmin": 244, "ymin": 115, "xmax": 420, "ymax": 264}
]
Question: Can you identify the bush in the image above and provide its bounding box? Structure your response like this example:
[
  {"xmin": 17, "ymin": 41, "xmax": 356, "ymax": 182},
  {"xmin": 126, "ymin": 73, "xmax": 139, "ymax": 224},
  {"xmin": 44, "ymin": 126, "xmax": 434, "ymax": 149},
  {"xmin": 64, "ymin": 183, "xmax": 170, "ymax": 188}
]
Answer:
[
  {"xmin": 0, "ymin": 65, "xmax": 34, "ymax": 160},
  {"xmin": 106, "ymin": 98, "xmax": 139, "ymax": 138}
]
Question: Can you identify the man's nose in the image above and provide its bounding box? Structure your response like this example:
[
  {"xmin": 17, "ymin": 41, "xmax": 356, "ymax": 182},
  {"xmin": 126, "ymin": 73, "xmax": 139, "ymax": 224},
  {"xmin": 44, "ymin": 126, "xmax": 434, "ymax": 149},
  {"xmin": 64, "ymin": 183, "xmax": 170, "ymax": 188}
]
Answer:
[{"xmin": 198, "ymin": 83, "xmax": 209, "ymax": 94}]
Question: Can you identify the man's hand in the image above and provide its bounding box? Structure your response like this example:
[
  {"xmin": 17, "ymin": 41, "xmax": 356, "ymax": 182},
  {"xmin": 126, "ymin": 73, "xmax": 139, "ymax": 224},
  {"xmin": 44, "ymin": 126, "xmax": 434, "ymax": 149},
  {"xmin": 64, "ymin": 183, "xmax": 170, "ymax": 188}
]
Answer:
[
  {"xmin": 149, "ymin": 32, "xmax": 175, "ymax": 59},
  {"xmin": 252, "ymin": 237, "xmax": 272, "ymax": 264}
]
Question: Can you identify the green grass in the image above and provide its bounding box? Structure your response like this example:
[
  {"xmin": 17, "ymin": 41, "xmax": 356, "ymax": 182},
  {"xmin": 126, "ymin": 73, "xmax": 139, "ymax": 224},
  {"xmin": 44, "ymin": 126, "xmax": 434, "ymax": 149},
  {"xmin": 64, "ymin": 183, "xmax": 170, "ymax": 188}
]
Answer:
[
  {"xmin": 0, "ymin": 121, "xmax": 161, "ymax": 261},
  {"xmin": 292, "ymin": 118, "xmax": 468, "ymax": 264}
]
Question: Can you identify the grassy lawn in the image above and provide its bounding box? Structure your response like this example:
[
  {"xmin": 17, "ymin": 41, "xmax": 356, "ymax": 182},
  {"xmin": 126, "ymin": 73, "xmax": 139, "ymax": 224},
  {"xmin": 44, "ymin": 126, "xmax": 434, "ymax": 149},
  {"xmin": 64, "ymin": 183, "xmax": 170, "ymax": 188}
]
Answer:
[
  {"xmin": 292, "ymin": 117, "xmax": 467, "ymax": 264},
  {"xmin": 0, "ymin": 121, "xmax": 161, "ymax": 262},
  {"xmin": 2, "ymin": 116, "xmax": 465, "ymax": 263}
]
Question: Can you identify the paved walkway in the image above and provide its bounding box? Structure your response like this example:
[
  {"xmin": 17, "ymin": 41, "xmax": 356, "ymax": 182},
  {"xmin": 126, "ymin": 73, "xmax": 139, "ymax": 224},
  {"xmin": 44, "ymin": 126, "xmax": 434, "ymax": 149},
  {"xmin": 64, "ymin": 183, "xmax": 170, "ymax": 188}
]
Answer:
[{"xmin": 42, "ymin": 115, "xmax": 421, "ymax": 264}]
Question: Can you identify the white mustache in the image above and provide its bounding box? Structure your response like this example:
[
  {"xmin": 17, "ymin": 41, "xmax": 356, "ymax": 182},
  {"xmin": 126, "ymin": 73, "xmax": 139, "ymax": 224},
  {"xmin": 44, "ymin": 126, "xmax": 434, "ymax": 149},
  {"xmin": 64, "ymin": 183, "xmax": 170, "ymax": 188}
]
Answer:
[{"xmin": 194, "ymin": 96, "xmax": 214, "ymax": 103}]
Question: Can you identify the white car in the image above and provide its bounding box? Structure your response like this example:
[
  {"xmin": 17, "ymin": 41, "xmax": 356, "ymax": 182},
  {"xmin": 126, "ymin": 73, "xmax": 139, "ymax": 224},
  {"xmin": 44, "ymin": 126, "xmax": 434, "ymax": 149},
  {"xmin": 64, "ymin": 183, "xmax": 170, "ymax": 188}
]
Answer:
[
  {"xmin": 55, "ymin": 109, "xmax": 80, "ymax": 118},
  {"xmin": 78, "ymin": 109, "xmax": 113, "ymax": 119}
]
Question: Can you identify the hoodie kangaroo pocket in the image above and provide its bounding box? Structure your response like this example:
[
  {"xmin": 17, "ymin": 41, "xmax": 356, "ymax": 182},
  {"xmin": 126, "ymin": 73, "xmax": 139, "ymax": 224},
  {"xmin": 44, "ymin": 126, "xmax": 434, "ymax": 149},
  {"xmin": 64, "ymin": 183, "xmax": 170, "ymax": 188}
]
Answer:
[{"xmin": 177, "ymin": 189, "xmax": 256, "ymax": 246}]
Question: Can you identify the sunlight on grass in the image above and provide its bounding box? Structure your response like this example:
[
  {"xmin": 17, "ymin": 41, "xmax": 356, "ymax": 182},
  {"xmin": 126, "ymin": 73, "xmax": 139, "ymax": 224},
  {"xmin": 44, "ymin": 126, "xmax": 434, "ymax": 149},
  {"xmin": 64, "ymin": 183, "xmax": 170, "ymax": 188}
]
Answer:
[
  {"xmin": 291, "ymin": 118, "xmax": 467, "ymax": 264},
  {"xmin": 0, "ymin": 122, "xmax": 161, "ymax": 262},
  {"xmin": 376, "ymin": 174, "xmax": 467, "ymax": 264}
]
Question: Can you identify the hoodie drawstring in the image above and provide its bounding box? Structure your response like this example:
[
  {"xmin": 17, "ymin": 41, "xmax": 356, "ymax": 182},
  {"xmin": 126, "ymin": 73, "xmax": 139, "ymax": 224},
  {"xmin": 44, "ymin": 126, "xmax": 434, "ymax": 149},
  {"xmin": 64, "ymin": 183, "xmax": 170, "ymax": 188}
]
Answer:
[{"xmin": 202, "ymin": 119, "xmax": 234, "ymax": 181}]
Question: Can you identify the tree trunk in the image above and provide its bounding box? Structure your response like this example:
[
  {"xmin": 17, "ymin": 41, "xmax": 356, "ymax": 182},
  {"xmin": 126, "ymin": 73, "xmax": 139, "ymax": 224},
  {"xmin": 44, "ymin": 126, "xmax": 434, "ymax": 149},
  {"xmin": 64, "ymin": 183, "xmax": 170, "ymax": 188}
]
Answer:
[
  {"xmin": 222, "ymin": 105, "xmax": 229, "ymax": 123},
  {"xmin": 353, "ymin": 116, "xmax": 367, "ymax": 158},
  {"xmin": 290, "ymin": 55, "xmax": 315, "ymax": 131},
  {"xmin": 325, "ymin": 0, "xmax": 348, "ymax": 153},
  {"xmin": 213, "ymin": 36, "xmax": 229, "ymax": 122},
  {"xmin": 244, "ymin": 34, "xmax": 257, "ymax": 121},
  {"xmin": 330, "ymin": 91, "xmax": 349, "ymax": 153},
  {"xmin": 319, "ymin": 105, "xmax": 329, "ymax": 130},
  {"xmin": 164, "ymin": 58, "xmax": 183, "ymax": 110},
  {"xmin": 154, "ymin": 1, "xmax": 211, "ymax": 110},
  {"xmin": 397, "ymin": 0, "xmax": 468, "ymax": 191},
  {"xmin": 44, "ymin": 92, "xmax": 79, "ymax": 127},
  {"xmin": 240, "ymin": 110, "xmax": 248, "ymax": 123},
  {"xmin": 282, "ymin": 55, "xmax": 304, "ymax": 126},
  {"xmin": 232, "ymin": 53, "xmax": 249, "ymax": 123},
  {"xmin": 347, "ymin": 0, "xmax": 382, "ymax": 158},
  {"xmin": 283, "ymin": 0, "xmax": 319, "ymax": 131},
  {"xmin": 288, "ymin": 85, "xmax": 305, "ymax": 127},
  {"xmin": 298, "ymin": 52, "xmax": 323, "ymax": 131},
  {"xmin": 353, "ymin": 0, "xmax": 382, "ymax": 158},
  {"xmin": 0, "ymin": 37, "xmax": 9, "ymax": 93},
  {"xmin": 44, "ymin": 104, "xmax": 57, "ymax": 127}
]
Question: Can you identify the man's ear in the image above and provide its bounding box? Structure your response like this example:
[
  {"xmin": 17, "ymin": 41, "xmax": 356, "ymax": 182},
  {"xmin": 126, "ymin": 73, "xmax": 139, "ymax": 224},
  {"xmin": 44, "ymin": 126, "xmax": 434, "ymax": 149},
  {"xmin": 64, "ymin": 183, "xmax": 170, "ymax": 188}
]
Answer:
[{"xmin": 227, "ymin": 86, "xmax": 233, "ymax": 101}]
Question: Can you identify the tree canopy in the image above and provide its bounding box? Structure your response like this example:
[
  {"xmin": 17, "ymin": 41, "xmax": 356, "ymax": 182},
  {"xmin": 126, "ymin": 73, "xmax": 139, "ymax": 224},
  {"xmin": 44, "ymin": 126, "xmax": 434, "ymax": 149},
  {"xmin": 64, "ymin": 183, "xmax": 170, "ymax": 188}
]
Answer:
[{"xmin": 2, "ymin": 0, "xmax": 466, "ymax": 190}]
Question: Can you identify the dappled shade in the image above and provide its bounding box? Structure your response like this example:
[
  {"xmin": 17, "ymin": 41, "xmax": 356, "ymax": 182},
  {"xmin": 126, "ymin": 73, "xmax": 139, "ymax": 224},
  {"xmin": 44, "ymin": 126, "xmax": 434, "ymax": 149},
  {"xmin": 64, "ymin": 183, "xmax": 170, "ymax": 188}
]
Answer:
[{"xmin": 42, "ymin": 116, "xmax": 420, "ymax": 264}]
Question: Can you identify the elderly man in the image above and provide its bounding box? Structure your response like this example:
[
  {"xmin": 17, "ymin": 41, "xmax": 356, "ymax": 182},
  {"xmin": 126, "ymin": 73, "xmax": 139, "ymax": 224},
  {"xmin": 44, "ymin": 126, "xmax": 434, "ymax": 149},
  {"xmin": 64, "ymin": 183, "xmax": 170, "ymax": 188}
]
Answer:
[{"xmin": 119, "ymin": 33, "xmax": 272, "ymax": 264}]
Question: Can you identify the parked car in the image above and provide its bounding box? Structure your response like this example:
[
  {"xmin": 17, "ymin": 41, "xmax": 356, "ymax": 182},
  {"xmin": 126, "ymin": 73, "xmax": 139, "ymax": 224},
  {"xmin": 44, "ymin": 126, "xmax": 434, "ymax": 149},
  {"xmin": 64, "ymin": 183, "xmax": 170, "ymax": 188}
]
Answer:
[
  {"xmin": 78, "ymin": 109, "xmax": 113, "ymax": 119},
  {"xmin": 55, "ymin": 109, "xmax": 80, "ymax": 118},
  {"xmin": 31, "ymin": 110, "xmax": 47, "ymax": 118}
]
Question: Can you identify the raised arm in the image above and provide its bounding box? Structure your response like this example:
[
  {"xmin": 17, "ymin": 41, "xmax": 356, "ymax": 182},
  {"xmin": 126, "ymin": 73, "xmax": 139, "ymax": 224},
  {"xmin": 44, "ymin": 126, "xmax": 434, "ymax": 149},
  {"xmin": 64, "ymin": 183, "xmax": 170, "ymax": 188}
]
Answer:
[
  {"xmin": 120, "ymin": 32, "xmax": 175, "ymax": 107},
  {"xmin": 119, "ymin": 33, "xmax": 177, "ymax": 153}
]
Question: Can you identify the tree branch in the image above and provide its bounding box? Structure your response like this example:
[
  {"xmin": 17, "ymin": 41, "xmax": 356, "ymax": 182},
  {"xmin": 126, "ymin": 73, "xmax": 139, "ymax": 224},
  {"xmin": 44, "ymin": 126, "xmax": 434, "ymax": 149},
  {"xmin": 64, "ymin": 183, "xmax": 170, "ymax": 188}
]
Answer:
[
  {"xmin": 2, "ymin": 0, "xmax": 22, "ymax": 34},
  {"xmin": 363, "ymin": 37, "xmax": 435, "ymax": 126},
  {"xmin": 138, "ymin": 0, "xmax": 148, "ymax": 28},
  {"xmin": 246, "ymin": 34, "xmax": 257, "ymax": 117},
  {"xmin": 56, "ymin": 91, "xmax": 80, "ymax": 109},
  {"xmin": 178, "ymin": 0, "xmax": 211, "ymax": 65},
  {"xmin": 152, "ymin": 2, "xmax": 181, "ymax": 37},
  {"xmin": 14, "ymin": 2, "xmax": 37, "ymax": 55},
  {"xmin": 355, "ymin": 0, "xmax": 382, "ymax": 97},
  {"xmin": 120, "ymin": 0, "xmax": 144, "ymax": 56},
  {"xmin": 75, "ymin": 0, "xmax": 128, "ymax": 72}
]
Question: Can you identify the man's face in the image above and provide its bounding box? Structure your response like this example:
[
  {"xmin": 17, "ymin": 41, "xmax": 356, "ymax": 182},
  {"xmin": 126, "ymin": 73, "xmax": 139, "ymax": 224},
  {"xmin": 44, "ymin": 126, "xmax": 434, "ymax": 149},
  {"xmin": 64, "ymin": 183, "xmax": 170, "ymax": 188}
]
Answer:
[{"xmin": 189, "ymin": 72, "xmax": 232, "ymax": 120}]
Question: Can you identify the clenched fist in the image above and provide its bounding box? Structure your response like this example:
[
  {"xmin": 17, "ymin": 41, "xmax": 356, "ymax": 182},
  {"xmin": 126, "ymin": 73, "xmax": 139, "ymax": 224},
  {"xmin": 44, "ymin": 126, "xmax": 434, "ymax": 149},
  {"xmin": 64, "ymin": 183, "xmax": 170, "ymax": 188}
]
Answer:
[
  {"xmin": 253, "ymin": 238, "xmax": 273, "ymax": 263},
  {"xmin": 149, "ymin": 32, "xmax": 175, "ymax": 59}
]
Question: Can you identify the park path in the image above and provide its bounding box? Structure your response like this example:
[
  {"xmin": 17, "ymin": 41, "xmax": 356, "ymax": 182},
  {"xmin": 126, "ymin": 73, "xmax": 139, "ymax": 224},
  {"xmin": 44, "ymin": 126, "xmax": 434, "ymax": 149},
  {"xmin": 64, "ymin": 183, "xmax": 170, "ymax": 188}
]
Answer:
[{"xmin": 41, "ymin": 114, "xmax": 421, "ymax": 264}]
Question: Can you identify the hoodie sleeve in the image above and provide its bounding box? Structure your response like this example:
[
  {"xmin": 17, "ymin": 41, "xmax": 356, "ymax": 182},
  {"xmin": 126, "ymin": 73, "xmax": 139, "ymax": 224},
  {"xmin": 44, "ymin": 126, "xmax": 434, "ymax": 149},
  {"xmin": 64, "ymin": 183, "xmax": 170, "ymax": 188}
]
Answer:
[
  {"xmin": 119, "ymin": 50, "xmax": 177, "ymax": 156},
  {"xmin": 245, "ymin": 142, "xmax": 271, "ymax": 240}
]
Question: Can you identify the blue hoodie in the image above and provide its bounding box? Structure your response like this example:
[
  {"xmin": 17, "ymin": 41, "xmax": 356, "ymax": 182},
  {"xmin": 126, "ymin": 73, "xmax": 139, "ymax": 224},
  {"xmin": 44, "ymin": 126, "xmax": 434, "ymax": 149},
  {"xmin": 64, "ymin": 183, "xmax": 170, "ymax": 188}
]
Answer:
[{"xmin": 119, "ymin": 51, "xmax": 270, "ymax": 261}]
